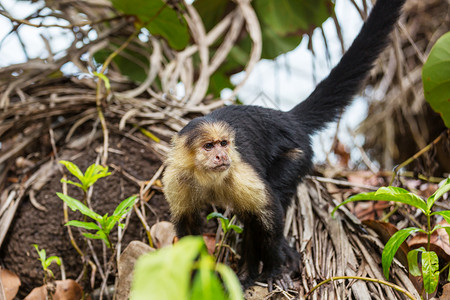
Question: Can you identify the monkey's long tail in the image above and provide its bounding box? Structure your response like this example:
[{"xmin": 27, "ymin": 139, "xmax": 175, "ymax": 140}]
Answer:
[{"xmin": 289, "ymin": 0, "xmax": 406, "ymax": 134}]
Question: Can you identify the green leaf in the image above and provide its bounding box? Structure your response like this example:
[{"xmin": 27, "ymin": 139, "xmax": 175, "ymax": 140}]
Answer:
[
  {"xmin": 60, "ymin": 179, "xmax": 84, "ymax": 190},
  {"xmin": 254, "ymin": 0, "xmax": 331, "ymax": 35},
  {"xmin": 229, "ymin": 225, "xmax": 243, "ymax": 234},
  {"xmin": 59, "ymin": 160, "xmax": 84, "ymax": 183},
  {"xmin": 83, "ymin": 164, "xmax": 110, "ymax": 189},
  {"xmin": 431, "ymin": 210, "xmax": 450, "ymax": 225},
  {"xmin": 191, "ymin": 255, "xmax": 226, "ymax": 300},
  {"xmin": 113, "ymin": 195, "xmax": 138, "ymax": 217},
  {"xmin": 130, "ymin": 236, "xmax": 207, "ymax": 300},
  {"xmin": 422, "ymin": 250, "xmax": 440, "ymax": 293},
  {"xmin": 56, "ymin": 192, "xmax": 102, "ymax": 221},
  {"xmin": 207, "ymin": 212, "xmax": 226, "ymax": 221},
  {"xmin": 427, "ymin": 178, "xmax": 450, "ymax": 210},
  {"xmin": 382, "ymin": 227, "xmax": 423, "ymax": 279},
  {"xmin": 215, "ymin": 263, "xmax": 244, "ymax": 300},
  {"xmin": 110, "ymin": 0, "xmax": 189, "ymax": 50},
  {"xmin": 33, "ymin": 244, "xmax": 46, "ymax": 263},
  {"xmin": 422, "ymin": 32, "xmax": 450, "ymax": 128},
  {"xmin": 332, "ymin": 186, "xmax": 428, "ymax": 216},
  {"xmin": 407, "ymin": 247, "xmax": 425, "ymax": 277},
  {"xmin": 93, "ymin": 72, "xmax": 111, "ymax": 91},
  {"xmin": 65, "ymin": 220, "xmax": 101, "ymax": 231},
  {"xmin": 44, "ymin": 256, "xmax": 61, "ymax": 269}
]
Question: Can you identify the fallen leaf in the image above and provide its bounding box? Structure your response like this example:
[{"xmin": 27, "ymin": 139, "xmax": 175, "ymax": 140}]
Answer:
[
  {"xmin": 150, "ymin": 221, "xmax": 176, "ymax": 248},
  {"xmin": 24, "ymin": 279, "xmax": 84, "ymax": 300},
  {"xmin": 202, "ymin": 233, "xmax": 216, "ymax": 256},
  {"xmin": 115, "ymin": 241, "xmax": 154, "ymax": 300},
  {"xmin": 362, "ymin": 220, "xmax": 409, "ymax": 267},
  {"xmin": 0, "ymin": 268, "xmax": 21, "ymax": 300},
  {"xmin": 441, "ymin": 283, "xmax": 450, "ymax": 300}
]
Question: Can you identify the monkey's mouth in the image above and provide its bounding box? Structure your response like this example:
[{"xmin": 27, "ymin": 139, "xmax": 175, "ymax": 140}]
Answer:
[{"xmin": 212, "ymin": 163, "xmax": 230, "ymax": 172}]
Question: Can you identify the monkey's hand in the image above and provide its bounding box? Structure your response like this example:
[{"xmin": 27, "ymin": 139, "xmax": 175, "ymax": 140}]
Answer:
[{"xmin": 266, "ymin": 268, "xmax": 295, "ymax": 292}]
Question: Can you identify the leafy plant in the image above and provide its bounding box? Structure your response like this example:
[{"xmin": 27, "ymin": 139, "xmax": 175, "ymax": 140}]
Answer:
[
  {"xmin": 422, "ymin": 31, "xmax": 450, "ymax": 128},
  {"xmin": 59, "ymin": 160, "xmax": 111, "ymax": 193},
  {"xmin": 130, "ymin": 236, "xmax": 243, "ymax": 300},
  {"xmin": 332, "ymin": 178, "xmax": 450, "ymax": 294},
  {"xmin": 207, "ymin": 212, "xmax": 243, "ymax": 235},
  {"xmin": 57, "ymin": 192, "xmax": 137, "ymax": 248},
  {"xmin": 33, "ymin": 244, "xmax": 61, "ymax": 281},
  {"xmin": 58, "ymin": 160, "xmax": 136, "ymax": 248},
  {"xmin": 207, "ymin": 212, "xmax": 242, "ymax": 262}
]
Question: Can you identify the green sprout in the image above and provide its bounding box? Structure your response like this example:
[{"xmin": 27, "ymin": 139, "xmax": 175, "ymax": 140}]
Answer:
[
  {"xmin": 33, "ymin": 244, "xmax": 61, "ymax": 280},
  {"xmin": 59, "ymin": 160, "xmax": 111, "ymax": 193}
]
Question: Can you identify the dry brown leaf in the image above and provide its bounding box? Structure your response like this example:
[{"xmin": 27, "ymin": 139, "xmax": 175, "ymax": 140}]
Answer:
[
  {"xmin": 150, "ymin": 221, "xmax": 176, "ymax": 249},
  {"xmin": 363, "ymin": 220, "xmax": 409, "ymax": 266},
  {"xmin": 24, "ymin": 279, "xmax": 84, "ymax": 300},
  {"xmin": 202, "ymin": 233, "xmax": 216, "ymax": 256},
  {"xmin": 441, "ymin": 283, "xmax": 450, "ymax": 300},
  {"xmin": 0, "ymin": 268, "xmax": 21, "ymax": 300},
  {"xmin": 115, "ymin": 241, "xmax": 154, "ymax": 300}
]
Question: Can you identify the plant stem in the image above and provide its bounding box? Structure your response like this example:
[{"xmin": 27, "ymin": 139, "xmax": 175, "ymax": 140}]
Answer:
[
  {"xmin": 389, "ymin": 130, "xmax": 448, "ymax": 185},
  {"xmin": 306, "ymin": 276, "xmax": 417, "ymax": 300},
  {"xmin": 427, "ymin": 214, "xmax": 431, "ymax": 252}
]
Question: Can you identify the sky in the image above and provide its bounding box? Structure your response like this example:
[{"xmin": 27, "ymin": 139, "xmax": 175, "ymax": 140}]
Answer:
[{"xmin": 0, "ymin": 0, "xmax": 369, "ymax": 165}]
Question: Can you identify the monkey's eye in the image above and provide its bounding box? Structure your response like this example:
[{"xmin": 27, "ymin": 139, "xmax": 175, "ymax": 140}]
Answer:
[
  {"xmin": 203, "ymin": 143, "xmax": 214, "ymax": 150},
  {"xmin": 220, "ymin": 140, "xmax": 228, "ymax": 147}
]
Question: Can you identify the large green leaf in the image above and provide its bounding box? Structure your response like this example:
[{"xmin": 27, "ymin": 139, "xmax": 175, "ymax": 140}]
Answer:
[
  {"xmin": 422, "ymin": 32, "xmax": 450, "ymax": 128},
  {"xmin": 193, "ymin": 0, "xmax": 229, "ymax": 32},
  {"xmin": 254, "ymin": 0, "xmax": 331, "ymax": 35},
  {"xmin": 110, "ymin": 0, "xmax": 189, "ymax": 50},
  {"xmin": 422, "ymin": 251, "xmax": 440, "ymax": 293},
  {"xmin": 130, "ymin": 237, "xmax": 207, "ymax": 300},
  {"xmin": 332, "ymin": 186, "xmax": 428, "ymax": 216},
  {"xmin": 130, "ymin": 236, "xmax": 243, "ymax": 300},
  {"xmin": 382, "ymin": 227, "xmax": 423, "ymax": 279}
]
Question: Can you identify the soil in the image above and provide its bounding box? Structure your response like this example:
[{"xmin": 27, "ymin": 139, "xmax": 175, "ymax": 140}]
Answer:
[{"xmin": 0, "ymin": 132, "xmax": 171, "ymax": 297}]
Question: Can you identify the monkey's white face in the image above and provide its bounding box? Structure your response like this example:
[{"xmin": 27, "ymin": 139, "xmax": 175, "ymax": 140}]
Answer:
[{"xmin": 196, "ymin": 139, "xmax": 231, "ymax": 172}]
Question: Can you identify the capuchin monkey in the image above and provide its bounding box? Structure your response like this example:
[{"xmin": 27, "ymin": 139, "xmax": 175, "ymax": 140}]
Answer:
[{"xmin": 162, "ymin": 0, "xmax": 406, "ymax": 290}]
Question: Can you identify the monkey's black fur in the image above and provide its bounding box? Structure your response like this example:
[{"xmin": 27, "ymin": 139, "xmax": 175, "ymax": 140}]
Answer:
[{"xmin": 172, "ymin": 0, "xmax": 406, "ymax": 288}]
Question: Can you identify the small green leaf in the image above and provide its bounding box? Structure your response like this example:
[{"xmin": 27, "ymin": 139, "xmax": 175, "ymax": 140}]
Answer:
[
  {"xmin": 60, "ymin": 179, "xmax": 84, "ymax": 190},
  {"xmin": 59, "ymin": 160, "xmax": 84, "ymax": 183},
  {"xmin": 332, "ymin": 186, "xmax": 428, "ymax": 216},
  {"xmin": 407, "ymin": 247, "xmax": 425, "ymax": 277},
  {"xmin": 44, "ymin": 256, "xmax": 61, "ymax": 269},
  {"xmin": 56, "ymin": 192, "xmax": 102, "ymax": 221},
  {"xmin": 65, "ymin": 220, "xmax": 101, "ymax": 231},
  {"xmin": 422, "ymin": 250, "xmax": 439, "ymax": 293},
  {"xmin": 207, "ymin": 212, "xmax": 226, "ymax": 221},
  {"xmin": 444, "ymin": 227, "xmax": 450, "ymax": 244},
  {"xmin": 382, "ymin": 227, "xmax": 423, "ymax": 279},
  {"xmin": 427, "ymin": 178, "xmax": 450, "ymax": 209},
  {"xmin": 431, "ymin": 210, "xmax": 450, "ymax": 225},
  {"xmin": 33, "ymin": 244, "xmax": 46, "ymax": 262},
  {"xmin": 229, "ymin": 225, "xmax": 243, "ymax": 234},
  {"xmin": 113, "ymin": 195, "xmax": 138, "ymax": 217},
  {"xmin": 93, "ymin": 72, "xmax": 111, "ymax": 91}
]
